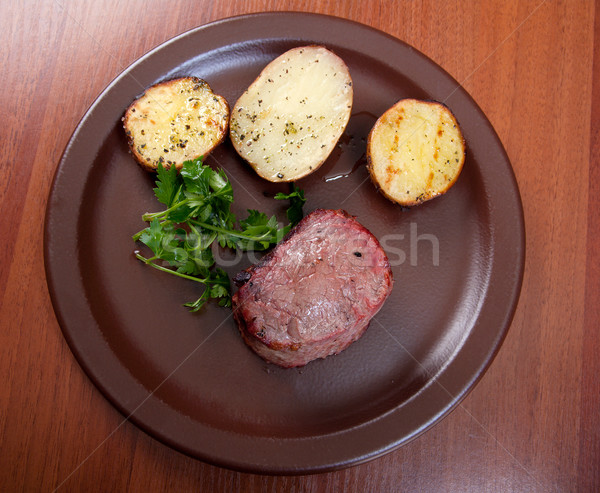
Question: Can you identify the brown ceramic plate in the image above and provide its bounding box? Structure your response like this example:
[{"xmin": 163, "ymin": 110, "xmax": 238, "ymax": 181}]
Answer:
[{"xmin": 44, "ymin": 13, "xmax": 524, "ymax": 474}]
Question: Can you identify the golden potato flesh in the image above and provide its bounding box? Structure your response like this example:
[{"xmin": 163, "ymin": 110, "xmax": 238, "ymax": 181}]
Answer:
[
  {"xmin": 230, "ymin": 46, "xmax": 353, "ymax": 182},
  {"xmin": 123, "ymin": 77, "xmax": 229, "ymax": 171},
  {"xmin": 367, "ymin": 99, "xmax": 465, "ymax": 206}
]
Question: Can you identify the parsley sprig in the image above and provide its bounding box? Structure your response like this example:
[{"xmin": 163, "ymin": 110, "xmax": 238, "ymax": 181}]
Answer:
[{"xmin": 133, "ymin": 157, "xmax": 305, "ymax": 311}]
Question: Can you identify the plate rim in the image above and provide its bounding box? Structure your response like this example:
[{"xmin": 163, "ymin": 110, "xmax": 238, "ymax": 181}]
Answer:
[{"xmin": 44, "ymin": 11, "xmax": 525, "ymax": 474}]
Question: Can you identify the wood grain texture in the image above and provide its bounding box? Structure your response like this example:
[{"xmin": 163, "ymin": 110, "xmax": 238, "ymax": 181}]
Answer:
[
  {"xmin": 0, "ymin": 0, "xmax": 596, "ymax": 491},
  {"xmin": 578, "ymin": 2, "xmax": 600, "ymax": 491}
]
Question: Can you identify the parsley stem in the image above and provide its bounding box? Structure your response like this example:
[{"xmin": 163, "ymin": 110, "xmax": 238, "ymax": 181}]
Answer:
[
  {"xmin": 142, "ymin": 198, "xmax": 190, "ymax": 222},
  {"xmin": 135, "ymin": 253, "xmax": 209, "ymax": 284},
  {"xmin": 189, "ymin": 220, "xmax": 273, "ymax": 242},
  {"xmin": 132, "ymin": 228, "xmax": 146, "ymax": 241}
]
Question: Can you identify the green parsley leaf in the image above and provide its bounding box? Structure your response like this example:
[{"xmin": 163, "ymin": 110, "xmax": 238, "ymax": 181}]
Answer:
[
  {"xmin": 275, "ymin": 184, "xmax": 306, "ymax": 227},
  {"xmin": 180, "ymin": 158, "xmax": 211, "ymax": 196},
  {"xmin": 153, "ymin": 162, "xmax": 182, "ymax": 207},
  {"xmin": 134, "ymin": 156, "xmax": 306, "ymax": 311}
]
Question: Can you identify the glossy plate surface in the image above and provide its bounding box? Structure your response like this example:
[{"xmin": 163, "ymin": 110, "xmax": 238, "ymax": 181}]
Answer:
[{"xmin": 44, "ymin": 12, "xmax": 525, "ymax": 474}]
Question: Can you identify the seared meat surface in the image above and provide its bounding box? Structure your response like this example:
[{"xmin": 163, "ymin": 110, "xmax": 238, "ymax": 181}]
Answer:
[{"xmin": 232, "ymin": 209, "xmax": 393, "ymax": 367}]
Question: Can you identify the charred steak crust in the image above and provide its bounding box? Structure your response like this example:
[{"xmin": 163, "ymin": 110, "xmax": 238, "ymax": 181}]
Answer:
[{"xmin": 232, "ymin": 209, "xmax": 393, "ymax": 368}]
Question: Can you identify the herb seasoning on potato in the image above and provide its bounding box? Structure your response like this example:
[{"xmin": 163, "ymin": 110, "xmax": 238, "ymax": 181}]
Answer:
[
  {"xmin": 367, "ymin": 99, "xmax": 465, "ymax": 206},
  {"xmin": 123, "ymin": 77, "xmax": 229, "ymax": 171},
  {"xmin": 230, "ymin": 46, "xmax": 353, "ymax": 182}
]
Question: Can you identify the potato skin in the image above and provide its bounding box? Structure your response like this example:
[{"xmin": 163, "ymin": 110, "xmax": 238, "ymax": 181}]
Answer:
[
  {"xmin": 230, "ymin": 46, "xmax": 353, "ymax": 182},
  {"xmin": 367, "ymin": 99, "xmax": 465, "ymax": 207},
  {"xmin": 123, "ymin": 77, "xmax": 229, "ymax": 172}
]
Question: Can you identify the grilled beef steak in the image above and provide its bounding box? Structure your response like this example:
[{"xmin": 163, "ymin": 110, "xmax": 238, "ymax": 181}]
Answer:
[{"xmin": 232, "ymin": 209, "xmax": 393, "ymax": 368}]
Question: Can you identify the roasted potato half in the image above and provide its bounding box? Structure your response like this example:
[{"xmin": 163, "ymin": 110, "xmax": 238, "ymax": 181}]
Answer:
[
  {"xmin": 230, "ymin": 46, "xmax": 353, "ymax": 182},
  {"xmin": 123, "ymin": 77, "xmax": 229, "ymax": 171},
  {"xmin": 367, "ymin": 99, "xmax": 465, "ymax": 206}
]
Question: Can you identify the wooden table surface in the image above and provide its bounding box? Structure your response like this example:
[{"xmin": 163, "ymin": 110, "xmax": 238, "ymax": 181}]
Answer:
[{"xmin": 1, "ymin": 1, "xmax": 598, "ymax": 491}]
